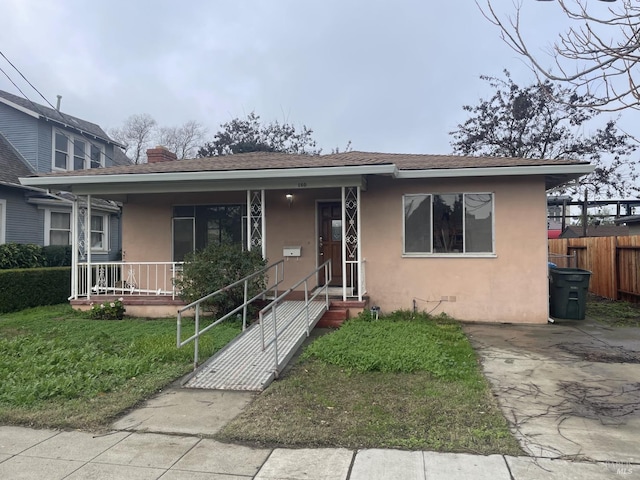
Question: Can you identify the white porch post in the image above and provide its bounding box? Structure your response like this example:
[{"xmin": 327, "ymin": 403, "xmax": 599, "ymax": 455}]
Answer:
[
  {"xmin": 247, "ymin": 190, "xmax": 266, "ymax": 259},
  {"xmin": 70, "ymin": 197, "xmax": 78, "ymax": 299},
  {"xmin": 85, "ymin": 194, "xmax": 91, "ymax": 300},
  {"xmin": 341, "ymin": 187, "xmax": 347, "ymax": 301},
  {"xmin": 341, "ymin": 186, "xmax": 362, "ymax": 301}
]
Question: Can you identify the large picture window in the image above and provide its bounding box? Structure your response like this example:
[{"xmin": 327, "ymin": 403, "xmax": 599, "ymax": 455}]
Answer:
[
  {"xmin": 52, "ymin": 129, "xmax": 104, "ymax": 171},
  {"xmin": 403, "ymin": 193, "xmax": 494, "ymax": 255},
  {"xmin": 172, "ymin": 205, "xmax": 247, "ymax": 261}
]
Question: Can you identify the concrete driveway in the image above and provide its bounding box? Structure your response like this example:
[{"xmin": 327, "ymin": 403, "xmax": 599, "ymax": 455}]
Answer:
[{"xmin": 463, "ymin": 318, "xmax": 640, "ymax": 466}]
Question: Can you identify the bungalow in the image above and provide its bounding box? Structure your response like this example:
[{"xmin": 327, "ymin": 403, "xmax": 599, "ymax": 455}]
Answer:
[{"xmin": 20, "ymin": 149, "xmax": 592, "ymax": 323}]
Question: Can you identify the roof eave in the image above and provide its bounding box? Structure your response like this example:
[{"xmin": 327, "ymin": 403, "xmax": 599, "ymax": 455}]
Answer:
[{"xmin": 19, "ymin": 164, "xmax": 399, "ymax": 190}]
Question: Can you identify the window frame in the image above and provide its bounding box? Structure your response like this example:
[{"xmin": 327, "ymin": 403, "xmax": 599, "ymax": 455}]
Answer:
[
  {"xmin": 44, "ymin": 209, "xmax": 110, "ymax": 252},
  {"xmin": 51, "ymin": 128, "xmax": 104, "ymax": 171},
  {"xmin": 171, "ymin": 204, "xmax": 247, "ymax": 261},
  {"xmin": 89, "ymin": 213, "xmax": 109, "ymax": 252},
  {"xmin": 402, "ymin": 192, "xmax": 496, "ymax": 257}
]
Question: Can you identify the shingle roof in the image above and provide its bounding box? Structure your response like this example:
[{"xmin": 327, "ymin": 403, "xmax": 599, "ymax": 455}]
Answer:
[
  {"xmin": 0, "ymin": 131, "xmax": 34, "ymax": 185},
  {"xmin": 34, "ymin": 150, "xmax": 589, "ymax": 178},
  {"xmin": 0, "ymin": 89, "xmax": 115, "ymax": 144}
]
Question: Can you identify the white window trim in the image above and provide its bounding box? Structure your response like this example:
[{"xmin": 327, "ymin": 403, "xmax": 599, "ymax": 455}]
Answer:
[
  {"xmin": 90, "ymin": 213, "xmax": 110, "ymax": 253},
  {"xmin": 43, "ymin": 209, "xmax": 110, "ymax": 252},
  {"xmin": 402, "ymin": 192, "xmax": 496, "ymax": 258},
  {"xmin": 44, "ymin": 209, "xmax": 72, "ymax": 247},
  {"xmin": 0, "ymin": 199, "xmax": 6, "ymax": 244},
  {"xmin": 51, "ymin": 127, "xmax": 104, "ymax": 171}
]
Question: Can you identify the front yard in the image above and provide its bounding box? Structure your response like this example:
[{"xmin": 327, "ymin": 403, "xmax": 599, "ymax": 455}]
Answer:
[
  {"xmin": 0, "ymin": 304, "xmax": 240, "ymax": 430},
  {"xmin": 218, "ymin": 311, "xmax": 522, "ymax": 454}
]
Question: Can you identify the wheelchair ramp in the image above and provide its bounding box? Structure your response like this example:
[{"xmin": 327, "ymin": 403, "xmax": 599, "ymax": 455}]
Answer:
[{"xmin": 184, "ymin": 300, "xmax": 326, "ymax": 391}]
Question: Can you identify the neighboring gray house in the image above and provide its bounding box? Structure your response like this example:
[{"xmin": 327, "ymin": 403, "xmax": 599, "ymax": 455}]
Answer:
[
  {"xmin": 614, "ymin": 216, "xmax": 640, "ymax": 236},
  {"xmin": 0, "ymin": 89, "xmax": 127, "ymax": 260}
]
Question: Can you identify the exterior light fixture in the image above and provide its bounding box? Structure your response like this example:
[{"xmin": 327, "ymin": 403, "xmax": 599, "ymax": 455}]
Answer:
[{"xmin": 286, "ymin": 193, "xmax": 293, "ymax": 207}]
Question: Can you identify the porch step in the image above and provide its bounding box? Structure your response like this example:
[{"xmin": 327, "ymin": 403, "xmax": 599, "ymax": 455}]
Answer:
[{"xmin": 316, "ymin": 308, "xmax": 348, "ymax": 328}]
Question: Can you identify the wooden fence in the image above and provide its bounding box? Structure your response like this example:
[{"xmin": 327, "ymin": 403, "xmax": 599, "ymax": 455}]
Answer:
[{"xmin": 548, "ymin": 235, "xmax": 640, "ymax": 302}]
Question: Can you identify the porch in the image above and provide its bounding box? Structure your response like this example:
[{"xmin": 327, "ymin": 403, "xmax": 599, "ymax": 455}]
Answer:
[
  {"xmin": 70, "ymin": 260, "xmax": 367, "ymax": 320},
  {"xmin": 68, "ymin": 184, "xmax": 368, "ymax": 317}
]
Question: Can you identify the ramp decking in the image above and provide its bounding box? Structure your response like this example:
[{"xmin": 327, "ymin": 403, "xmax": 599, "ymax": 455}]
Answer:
[{"xmin": 183, "ymin": 300, "xmax": 327, "ymax": 391}]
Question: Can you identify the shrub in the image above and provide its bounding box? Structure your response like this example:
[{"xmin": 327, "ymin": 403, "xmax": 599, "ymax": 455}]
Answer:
[
  {"xmin": 174, "ymin": 242, "xmax": 267, "ymax": 316},
  {"xmin": 42, "ymin": 245, "xmax": 72, "ymax": 267},
  {"xmin": 0, "ymin": 268, "xmax": 71, "ymax": 313},
  {"xmin": 89, "ymin": 298, "xmax": 126, "ymax": 320},
  {"xmin": 0, "ymin": 243, "xmax": 46, "ymax": 269}
]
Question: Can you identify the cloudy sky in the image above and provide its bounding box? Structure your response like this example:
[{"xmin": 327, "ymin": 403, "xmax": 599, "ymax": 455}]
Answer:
[{"xmin": 0, "ymin": 0, "xmax": 634, "ymax": 155}]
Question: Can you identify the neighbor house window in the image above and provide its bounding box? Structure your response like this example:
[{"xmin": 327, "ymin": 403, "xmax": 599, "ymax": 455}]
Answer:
[
  {"xmin": 52, "ymin": 129, "xmax": 104, "ymax": 170},
  {"xmin": 44, "ymin": 210, "xmax": 109, "ymax": 251},
  {"xmin": 172, "ymin": 205, "xmax": 247, "ymax": 261},
  {"xmin": 90, "ymin": 214, "xmax": 109, "ymax": 251},
  {"xmin": 47, "ymin": 211, "xmax": 71, "ymax": 246},
  {"xmin": 403, "ymin": 193, "xmax": 494, "ymax": 255}
]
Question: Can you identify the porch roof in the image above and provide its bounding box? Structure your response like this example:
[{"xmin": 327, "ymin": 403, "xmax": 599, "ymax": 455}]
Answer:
[{"xmin": 19, "ymin": 150, "xmax": 592, "ymax": 195}]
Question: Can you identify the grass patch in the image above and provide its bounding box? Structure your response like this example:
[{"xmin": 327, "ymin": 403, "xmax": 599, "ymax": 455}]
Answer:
[
  {"xmin": 0, "ymin": 304, "xmax": 240, "ymax": 430},
  {"xmin": 587, "ymin": 295, "xmax": 640, "ymax": 327},
  {"xmin": 219, "ymin": 311, "xmax": 521, "ymax": 454}
]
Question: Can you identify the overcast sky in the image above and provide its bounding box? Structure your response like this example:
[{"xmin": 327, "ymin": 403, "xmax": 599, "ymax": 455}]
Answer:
[{"xmin": 0, "ymin": 0, "xmax": 635, "ymax": 155}]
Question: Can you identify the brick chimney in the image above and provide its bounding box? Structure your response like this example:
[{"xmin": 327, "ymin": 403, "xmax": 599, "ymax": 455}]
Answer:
[{"xmin": 146, "ymin": 146, "xmax": 177, "ymax": 163}]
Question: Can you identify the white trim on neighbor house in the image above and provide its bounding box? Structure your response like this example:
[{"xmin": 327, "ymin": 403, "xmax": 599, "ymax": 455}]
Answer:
[
  {"xmin": 0, "ymin": 199, "xmax": 6, "ymax": 244},
  {"xmin": 0, "ymin": 96, "xmax": 40, "ymax": 119}
]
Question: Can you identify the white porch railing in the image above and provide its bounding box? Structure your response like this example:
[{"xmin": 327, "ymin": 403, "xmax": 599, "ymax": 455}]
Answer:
[
  {"xmin": 76, "ymin": 262, "xmax": 184, "ymax": 300},
  {"xmin": 344, "ymin": 258, "xmax": 366, "ymax": 300}
]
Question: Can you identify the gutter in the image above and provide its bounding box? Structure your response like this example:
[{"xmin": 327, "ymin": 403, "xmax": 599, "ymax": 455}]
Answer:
[
  {"xmin": 20, "ymin": 164, "xmax": 399, "ymax": 188},
  {"xmin": 396, "ymin": 163, "xmax": 594, "ymax": 179}
]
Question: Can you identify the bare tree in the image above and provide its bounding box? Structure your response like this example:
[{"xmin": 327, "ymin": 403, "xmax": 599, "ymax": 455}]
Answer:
[
  {"xmin": 479, "ymin": 1, "xmax": 640, "ymax": 111},
  {"xmin": 157, "ymin": 120, "xmax": 207, "ymax": 159},
  {"xmin": 109, "ymin": 113, "xmax": 157, "ymax": 164}
]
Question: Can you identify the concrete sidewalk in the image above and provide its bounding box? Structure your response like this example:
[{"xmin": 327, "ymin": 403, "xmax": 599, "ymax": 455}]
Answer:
[{"xmin": 0, "ymin": 425, "xmax": 629, "ymax": 479}]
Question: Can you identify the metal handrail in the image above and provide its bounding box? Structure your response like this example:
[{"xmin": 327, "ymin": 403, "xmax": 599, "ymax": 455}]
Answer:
[
  {"xmin": 176, "ymin": 259, "xmax": 285, "ymax": 370},
  {"xmin": 259, "ymin": 260, "xmax": 331, "ymax": 377}
]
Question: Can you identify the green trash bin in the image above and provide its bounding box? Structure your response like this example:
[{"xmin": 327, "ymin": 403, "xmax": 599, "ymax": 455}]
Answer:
[{"xmin": 549, "ymin": 267, "xmax": 591, "ymax": 320}]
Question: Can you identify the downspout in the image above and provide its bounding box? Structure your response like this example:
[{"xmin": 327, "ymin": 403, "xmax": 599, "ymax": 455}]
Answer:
[
  {"xmin": 86, "ymin": 194, "xmax": 92, "ymax": 300},
  {"xmin": 70, "ymin": 197, "xmax": 78, "ymax": 300},
  {"xmin": 341, "ymin": 187, "xmax": 347, "ymax": 301},
  {"xmin": 356, "ymin": 186, "xmax": 362, "ymax": 302}
]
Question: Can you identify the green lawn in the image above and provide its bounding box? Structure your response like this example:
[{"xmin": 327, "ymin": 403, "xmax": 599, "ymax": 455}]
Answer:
[
  {"xmin": 218, "ymin": 311, "xmax": 522, "ymax": 455},
  {"xmin": 0, "ymin": 304, "xmax": 240, "ymax": 430}
]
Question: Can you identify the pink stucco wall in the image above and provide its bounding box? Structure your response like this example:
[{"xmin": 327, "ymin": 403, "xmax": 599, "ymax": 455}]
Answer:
[
  {"xmin": 120, "ymin": 176, "xmax": 549, "ymax": 323},
  {"xmin": 360, "ymin": 176, "xmax": 549, "ymax": 323}
]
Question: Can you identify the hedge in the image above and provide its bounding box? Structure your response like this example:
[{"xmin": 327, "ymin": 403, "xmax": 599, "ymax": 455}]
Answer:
[
  {"xmin": 0, "ymin": 243, "xmax": 72, "ymax": 269},
  {"xmin": 0, "ymin": 267, "xmax": 71, "ymax": 313}
]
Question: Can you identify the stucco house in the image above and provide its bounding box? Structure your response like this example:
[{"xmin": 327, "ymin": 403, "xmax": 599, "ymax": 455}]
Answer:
[
  {"xmin": 0, "ymin": 89, "xmax": 127, "ymax": 258},
  {"xmin": 20, "ymin": 148, "xmax": 592, "ymax": 323}
]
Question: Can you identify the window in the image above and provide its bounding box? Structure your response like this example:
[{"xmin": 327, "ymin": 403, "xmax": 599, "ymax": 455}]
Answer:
[
  {"xmin": 90, "ymin": 214, "xmax": 109, "ymax": 251},
  {"xmin": 48, "ymin": 211, "xmax": 71, "ymax": 246},
  {"xmin": 44, "ymin": 210, "xmax": 109, "ymax": 251},
  {"xmin": 52, "ymin": 129, "xmax": 104, "ymax": 170},
  {"xmin": 172, "ymin": 205, "xmax": 247, "ymax": 261},
  {"xmin": 403, "ymin": 193, "xmax": 494, "ymax": 255}
]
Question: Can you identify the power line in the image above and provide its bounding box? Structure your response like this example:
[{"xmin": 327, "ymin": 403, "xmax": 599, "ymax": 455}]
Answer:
[{"xmin": 0, "ymin": 49, "xmax": 123, "ymax": 168}]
